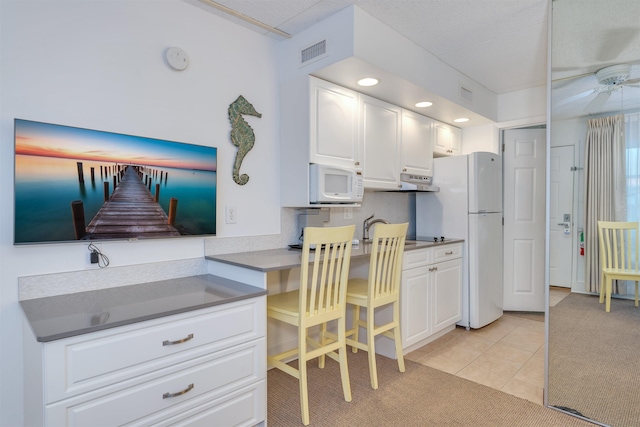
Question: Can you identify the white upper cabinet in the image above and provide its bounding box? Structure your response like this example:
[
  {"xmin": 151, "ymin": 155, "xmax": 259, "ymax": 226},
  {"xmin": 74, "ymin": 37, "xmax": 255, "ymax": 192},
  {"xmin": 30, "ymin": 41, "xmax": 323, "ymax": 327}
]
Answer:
[
  {"xmin": 309, "ymin": 77, "xmax": 360, "ymax": 169},
  {"xmin": 280, "ymin": 76, "xmax": 360, "ymax": 207},
  {"xmin": 433, "ymin": 122, "xmax": 462, "ymax": 157},
  {"xmin": 401, "ymin": 109, "xmax": 434, "ymax": 177},
  {"xmin": 359, "ymin": 95, "xmax": 402, "ymax": 190}
]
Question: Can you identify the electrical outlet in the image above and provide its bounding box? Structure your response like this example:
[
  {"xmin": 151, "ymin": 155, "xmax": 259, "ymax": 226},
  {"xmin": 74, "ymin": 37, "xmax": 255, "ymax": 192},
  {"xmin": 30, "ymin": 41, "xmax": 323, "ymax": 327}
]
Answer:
[
  {"xmin": 226, "ymin": 205, "xmax": 237, "ymax": 224},
  {"xmin": 344, "ymin": 207, "xmax": 353, "ymax": 220}
]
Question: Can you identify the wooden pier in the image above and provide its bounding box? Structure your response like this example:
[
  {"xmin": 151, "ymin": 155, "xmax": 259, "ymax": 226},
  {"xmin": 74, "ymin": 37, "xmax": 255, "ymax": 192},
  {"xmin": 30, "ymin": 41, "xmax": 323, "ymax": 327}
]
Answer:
[{"xmin": 85, "ymin": 166, "xmax": 180, "ymax": 239}]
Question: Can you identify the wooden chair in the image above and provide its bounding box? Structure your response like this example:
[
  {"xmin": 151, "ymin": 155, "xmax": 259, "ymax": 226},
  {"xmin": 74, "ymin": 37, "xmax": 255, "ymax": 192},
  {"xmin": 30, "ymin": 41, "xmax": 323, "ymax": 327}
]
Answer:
[
  {"xmin": 345, "ymin": 222, "xmax": 408, "ymax": 389},
  {"xmin": 266, "ymin": 225, "xmax": 355, "ymax": 426},
  {"xmin": 597, "ymin": 221, "xmax": 640, "ymax": 312}
]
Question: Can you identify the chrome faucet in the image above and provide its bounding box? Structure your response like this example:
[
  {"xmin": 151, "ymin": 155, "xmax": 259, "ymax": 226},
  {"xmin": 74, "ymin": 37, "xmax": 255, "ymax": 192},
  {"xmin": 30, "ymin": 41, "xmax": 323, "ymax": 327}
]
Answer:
[{"xmin": 362, "ymin": 214, "xmax": 390, "ymax": 242}]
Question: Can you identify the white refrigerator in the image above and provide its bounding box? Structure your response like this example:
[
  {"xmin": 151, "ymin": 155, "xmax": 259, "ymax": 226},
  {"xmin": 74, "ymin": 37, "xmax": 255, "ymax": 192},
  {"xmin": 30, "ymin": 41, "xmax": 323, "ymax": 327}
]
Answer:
[{"xmin": 416, "ymin": 152, "xmax": 503, "ymax": 329}]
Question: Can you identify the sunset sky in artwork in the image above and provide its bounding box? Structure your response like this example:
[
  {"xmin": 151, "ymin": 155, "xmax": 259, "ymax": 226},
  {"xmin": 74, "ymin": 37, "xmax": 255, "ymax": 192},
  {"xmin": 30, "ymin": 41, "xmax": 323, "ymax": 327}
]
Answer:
[{"xmin": 14, "ymin": 119, "xmax": 217, "ymax": 172}]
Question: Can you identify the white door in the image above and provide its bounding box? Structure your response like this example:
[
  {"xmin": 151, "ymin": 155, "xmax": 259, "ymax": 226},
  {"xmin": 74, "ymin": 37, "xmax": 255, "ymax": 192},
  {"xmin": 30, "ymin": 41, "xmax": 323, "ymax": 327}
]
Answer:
[
  {"xmin": 549, "ymin": 146, "xmax": 575, "ymax": 288},
  {"xmin": 503, "ymin": 128, "xmax": 546, "ymax": 311}
]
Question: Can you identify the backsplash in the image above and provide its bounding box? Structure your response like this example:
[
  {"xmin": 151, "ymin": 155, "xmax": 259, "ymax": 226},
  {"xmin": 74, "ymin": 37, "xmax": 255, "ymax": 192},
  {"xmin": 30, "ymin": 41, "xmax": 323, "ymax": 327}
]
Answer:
[{"xmin": 204, "ymin": 190, "xmax": 414, "ymax": 255}]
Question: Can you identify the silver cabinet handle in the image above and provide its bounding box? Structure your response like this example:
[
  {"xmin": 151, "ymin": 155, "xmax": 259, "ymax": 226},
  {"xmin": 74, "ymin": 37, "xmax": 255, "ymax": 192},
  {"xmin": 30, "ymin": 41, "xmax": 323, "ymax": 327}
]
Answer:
[
  {"xmin": 445, "ymin": 251, "xmax": 453, "ymax": 255},
  {"xmin": 163, "ymin": 333, "xmax": 194, "ymax": 346},
  {"xmin": 163, "ymin": 383, "xmax": 194, "ymax": 399}
]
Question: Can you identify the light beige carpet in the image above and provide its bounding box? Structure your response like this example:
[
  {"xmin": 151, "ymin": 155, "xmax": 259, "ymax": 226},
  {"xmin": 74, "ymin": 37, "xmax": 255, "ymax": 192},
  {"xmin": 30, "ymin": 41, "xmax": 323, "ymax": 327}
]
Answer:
[
  {"xmin": 549, "ymin": 292, "xmax": 640, "ymax": 427},
  {"xmin": 268, "ymin": 350, "xmax": 594, "ymax": 426}
]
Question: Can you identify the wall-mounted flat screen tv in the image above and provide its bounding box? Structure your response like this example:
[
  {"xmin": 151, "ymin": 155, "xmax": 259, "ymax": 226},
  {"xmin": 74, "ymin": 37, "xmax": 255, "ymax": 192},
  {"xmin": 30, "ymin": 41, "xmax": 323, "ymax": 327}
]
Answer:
[{"xmin": 14, "ymin": 119, "xmax": 217, "ymax": 244}]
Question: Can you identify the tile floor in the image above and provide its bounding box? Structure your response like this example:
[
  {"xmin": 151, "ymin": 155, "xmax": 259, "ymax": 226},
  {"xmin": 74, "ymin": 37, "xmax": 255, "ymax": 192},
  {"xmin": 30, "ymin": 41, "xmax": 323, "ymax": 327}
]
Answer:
[{"xmin": 405, "ymin": 286, "xmax": 570, "ymax": 405}]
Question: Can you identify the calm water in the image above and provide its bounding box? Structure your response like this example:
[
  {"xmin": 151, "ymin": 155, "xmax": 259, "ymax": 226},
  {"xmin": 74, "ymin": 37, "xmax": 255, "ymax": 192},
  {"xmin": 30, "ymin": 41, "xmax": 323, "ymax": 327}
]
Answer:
[{"xmin": 15, "ymin": 155, "xmax": 217, "ymax": 244}]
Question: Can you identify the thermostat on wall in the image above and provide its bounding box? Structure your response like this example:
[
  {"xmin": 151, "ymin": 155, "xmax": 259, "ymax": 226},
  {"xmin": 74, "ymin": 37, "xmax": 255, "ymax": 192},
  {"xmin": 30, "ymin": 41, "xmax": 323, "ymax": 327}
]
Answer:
[{"xmin": 165, "ymin": 47, "xmax": 189, "ymax": 71}]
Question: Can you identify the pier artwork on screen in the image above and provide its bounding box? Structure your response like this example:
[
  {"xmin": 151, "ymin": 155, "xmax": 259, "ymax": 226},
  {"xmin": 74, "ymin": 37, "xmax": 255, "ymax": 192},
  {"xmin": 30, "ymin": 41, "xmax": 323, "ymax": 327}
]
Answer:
[{"xmin": 14, "ymin": 119, "xmax": 217, "ymax": 244}]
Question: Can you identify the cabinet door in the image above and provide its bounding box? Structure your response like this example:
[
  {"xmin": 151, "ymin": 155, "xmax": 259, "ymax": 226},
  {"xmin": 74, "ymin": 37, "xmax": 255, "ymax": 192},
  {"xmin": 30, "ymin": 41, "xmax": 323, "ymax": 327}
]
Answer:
[
  {"xmin": 360, "ymin": 95, "xmax": 402, "ymax": 189},
  {"xmin": 401, "ymin": 266, "xmax": 431, "ymax": 348},
  {"xmin": 309, "ymin": 78, "xmax": 360, "ymax": 169},
  {"xmin": 401, "ymin": 110, "xmax": 434, "ymax": 177},
  {"xmin": 433, "ymin": 122, "xmax": 451, "ymax": 156},
  {"xmin": 449, "ymin": 127, "xmax": 462, "ymax": 156},
  {"xmin": 431, "ymin": 258, "xmax": 463, "ymax": 334}
]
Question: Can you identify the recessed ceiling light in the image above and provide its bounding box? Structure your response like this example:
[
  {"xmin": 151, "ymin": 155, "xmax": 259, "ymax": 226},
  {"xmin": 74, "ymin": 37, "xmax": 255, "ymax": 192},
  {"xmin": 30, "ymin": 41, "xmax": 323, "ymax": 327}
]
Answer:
[
  {"xmin": 357, "ymin": 77, "xmax": 379, "ymax": 87},
  {"xmin": 454, "ymin": 118, "xmax": 469, "ymax": 123},
  {"xmin": 415, "ymin": 101, "xmax": 433, "ymax": 108}
]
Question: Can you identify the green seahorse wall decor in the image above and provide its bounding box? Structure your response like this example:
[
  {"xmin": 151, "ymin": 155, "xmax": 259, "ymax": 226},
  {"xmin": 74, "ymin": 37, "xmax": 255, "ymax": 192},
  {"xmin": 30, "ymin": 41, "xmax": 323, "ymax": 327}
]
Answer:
[{"xmin": 228, "ymin": 95, "xmax": 262, "ymax": 185}]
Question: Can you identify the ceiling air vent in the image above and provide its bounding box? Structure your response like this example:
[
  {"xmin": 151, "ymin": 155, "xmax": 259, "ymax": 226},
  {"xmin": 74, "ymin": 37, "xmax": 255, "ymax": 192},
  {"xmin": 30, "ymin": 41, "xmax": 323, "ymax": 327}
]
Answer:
[
  {"xmin": 300, "ymin": 39, "xmax": 327, "ymax": 66},
  {"xmin": 460, "ymin": 86, "xmax": 473, "ymax": 104}
]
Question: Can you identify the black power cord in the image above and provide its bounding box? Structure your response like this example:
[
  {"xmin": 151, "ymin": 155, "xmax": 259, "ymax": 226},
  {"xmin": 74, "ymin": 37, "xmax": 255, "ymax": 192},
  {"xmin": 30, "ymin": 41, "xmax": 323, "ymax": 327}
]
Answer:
[{"xmin": 88, "ymin": 243, "xmax": 110, "ymax": 268}]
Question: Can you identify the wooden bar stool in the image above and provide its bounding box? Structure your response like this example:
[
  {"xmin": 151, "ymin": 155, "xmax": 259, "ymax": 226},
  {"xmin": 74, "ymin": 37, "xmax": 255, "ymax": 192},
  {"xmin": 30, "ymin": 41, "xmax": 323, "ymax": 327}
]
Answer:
[
  {"xmin": 346, "ymin": 222, "xmax": 408, "ymax": 389},
  {"xmin": 267, "ymin": 225, "xmax": 355, "ymax": 426}
]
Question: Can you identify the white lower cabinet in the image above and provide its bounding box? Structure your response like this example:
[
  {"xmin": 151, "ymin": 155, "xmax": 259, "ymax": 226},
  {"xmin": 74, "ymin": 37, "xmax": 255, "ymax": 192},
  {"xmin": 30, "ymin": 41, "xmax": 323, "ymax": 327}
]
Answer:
[
  {"xmin": 24, "ymin": 297, "xmax": 266, "ymax": 427},
  {"xmin": 401, "ymin": 244, "xmax": 462, "ymax": 351}
]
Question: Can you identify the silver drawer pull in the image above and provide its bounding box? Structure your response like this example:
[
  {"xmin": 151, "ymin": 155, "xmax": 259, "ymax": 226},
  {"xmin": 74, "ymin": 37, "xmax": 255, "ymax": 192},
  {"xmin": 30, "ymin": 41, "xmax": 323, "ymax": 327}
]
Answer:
[
  {"xmin": 445, "ymin": 251, "xmax": 453, "ymax": 255},
  {"xmin": 163, "ymin": 333, "xmax": 194, "ymax": 346},
  {"xmin": 163, "ymin": 383, "xmax": 194, "ymax": 399}
]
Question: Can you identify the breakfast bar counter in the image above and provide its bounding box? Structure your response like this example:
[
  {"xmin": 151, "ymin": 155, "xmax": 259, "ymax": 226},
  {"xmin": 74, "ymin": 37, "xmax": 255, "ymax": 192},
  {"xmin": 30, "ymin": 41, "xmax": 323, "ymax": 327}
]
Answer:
[{"xmin": 204, "ymin": 239, "xmax": 457, "ymax": 272}]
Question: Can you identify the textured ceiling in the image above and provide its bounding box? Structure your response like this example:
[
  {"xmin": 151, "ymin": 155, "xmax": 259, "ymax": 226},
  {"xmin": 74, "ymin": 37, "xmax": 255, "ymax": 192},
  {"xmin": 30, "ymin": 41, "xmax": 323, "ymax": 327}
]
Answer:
[
  {"xmin": 551, "ymin": 0, "xmax": 640, "ymax": 119},
  {"xmin": 189, "ymin": 0, "xmax": 640, "ymax": 119},
  {"xmin": 193, "ymin": 0, "xmax": 549, "ymax": 94}
]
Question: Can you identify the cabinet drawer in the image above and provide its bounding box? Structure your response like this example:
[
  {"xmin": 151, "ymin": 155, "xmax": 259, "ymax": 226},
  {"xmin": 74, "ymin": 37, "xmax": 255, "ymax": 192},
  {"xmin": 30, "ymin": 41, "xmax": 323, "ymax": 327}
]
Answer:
[
  {"xmin": 433, "ymin": 243, "xmax": 462, "ymax": 263},
  {"xmin": 45, "ymin": 339, "xmax": 266, "ymax": 427},
  {"xmin": 402, "ymin": 248, "xmax": 432, "ymax": 270},
  {"xmin": 132, "ymin": 380, "xmax": 265, "ymax": 427},
  {"xmin": 44, "ymin": 298, "xmax": 265, "ymax": 403}
]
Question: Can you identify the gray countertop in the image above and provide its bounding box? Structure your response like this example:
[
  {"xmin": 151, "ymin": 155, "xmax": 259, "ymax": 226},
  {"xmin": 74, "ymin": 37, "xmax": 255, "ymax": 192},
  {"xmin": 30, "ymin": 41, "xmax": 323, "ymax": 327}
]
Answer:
[
  {"xmin": 205, "ymin": 239, "xmax": 463, "ymax": 272},
  {"xmin": 21, "ymin": 274, "xmax": 267, "ymax": 342}
]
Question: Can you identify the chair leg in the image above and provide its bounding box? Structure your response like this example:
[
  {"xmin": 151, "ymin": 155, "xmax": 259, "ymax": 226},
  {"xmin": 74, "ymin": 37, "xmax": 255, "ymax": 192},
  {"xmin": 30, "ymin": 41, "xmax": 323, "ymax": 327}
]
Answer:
[
  {"xmin": 605, "ymin": 277, "xmax": 612, "ymax": 312},
  {"xmin": 351, "ymin": 304, "xmax": 360, "ymax": 353},
  {"xmin": 393, "ymin": 301, "xmax": 405, "ymax": 373},
  {"xmin": 337, "ymin": 317, "xmax": 352, "ymax": 402},
  {"xmin": 599, "ymin": 272, "xmax": 605, "ymax": 304},
  {"xmin": 299, "ymin": 356, "xmax": 310, "ymax": 426},
  {"xmin": 319, "ymin": 322, "xmax": 327, "ymax": 369},
  {"xmin": 635, "ymin": 281, "xmax": 639, "ymax": 307},
  {"xmin": 366, "ymin": 306, "xmax": 379, "ymax": 390}
]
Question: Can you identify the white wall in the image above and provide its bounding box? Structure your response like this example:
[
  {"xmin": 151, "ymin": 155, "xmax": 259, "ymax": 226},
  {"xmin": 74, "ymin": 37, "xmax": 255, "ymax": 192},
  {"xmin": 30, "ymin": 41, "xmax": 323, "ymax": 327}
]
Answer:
[
  {"xmin": 462, "ymin": 124, "xmax": 500, "ymax": 154},
  {"xmin": 0, "ymin": 1, "xmax": 280, "ymax": 425},
  {"xmin": 498, "ymin": 85, "xmax": 547, "ymax": 124}
]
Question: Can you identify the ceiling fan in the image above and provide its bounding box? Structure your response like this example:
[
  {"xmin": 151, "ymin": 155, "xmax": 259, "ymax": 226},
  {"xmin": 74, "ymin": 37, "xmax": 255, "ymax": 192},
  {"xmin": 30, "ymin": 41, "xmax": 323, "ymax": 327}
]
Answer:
[{"xmin": 553, "ymin": 63, "xmax": 640, "ymax": 113}]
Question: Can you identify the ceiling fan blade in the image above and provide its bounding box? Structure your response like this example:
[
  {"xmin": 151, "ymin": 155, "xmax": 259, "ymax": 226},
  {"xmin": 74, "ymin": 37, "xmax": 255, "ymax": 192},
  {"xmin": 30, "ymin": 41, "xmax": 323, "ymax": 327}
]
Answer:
[
  {"xmin": 622, "ymin": 77, "xmax": 640, "ymax": 85},
  {"xmin": 553, "ymin": 89, "xmax": 595, "ymax": 108},
  {"xmin": 585, "ymin": 91, "xmax": 611, "ymax": 112},
  {"xmin": 551, "ymin": 72, "xmax": 594, "ymax": 89}
]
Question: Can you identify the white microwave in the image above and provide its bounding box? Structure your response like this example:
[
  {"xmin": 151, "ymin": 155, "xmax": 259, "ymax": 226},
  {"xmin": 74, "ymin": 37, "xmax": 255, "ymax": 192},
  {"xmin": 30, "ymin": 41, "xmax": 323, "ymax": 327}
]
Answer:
[{"xmin": 309, "ymin": 163, "xmax": 364, "ymax": 204}]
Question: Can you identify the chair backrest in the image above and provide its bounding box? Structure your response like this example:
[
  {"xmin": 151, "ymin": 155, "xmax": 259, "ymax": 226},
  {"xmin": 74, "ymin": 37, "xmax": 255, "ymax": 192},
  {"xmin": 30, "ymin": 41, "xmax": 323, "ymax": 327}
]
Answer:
[
  {"xmin": 367, "ymin": 223, "xmax": 409, "ymax": 301},
  {"xmin": 597, "ymin": 221, "xmax": 639, "ymax": 270},
  {"xmin": 300, "ymin": 225, "xmax": 355, "ymax": 327}
]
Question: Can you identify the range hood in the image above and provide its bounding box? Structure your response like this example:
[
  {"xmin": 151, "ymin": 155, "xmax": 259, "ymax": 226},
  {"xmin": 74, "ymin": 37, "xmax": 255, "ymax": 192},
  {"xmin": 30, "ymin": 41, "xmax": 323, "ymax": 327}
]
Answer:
[{"xmin": 397, "ymin": 173, "xmax": 439, "ymax": 192}]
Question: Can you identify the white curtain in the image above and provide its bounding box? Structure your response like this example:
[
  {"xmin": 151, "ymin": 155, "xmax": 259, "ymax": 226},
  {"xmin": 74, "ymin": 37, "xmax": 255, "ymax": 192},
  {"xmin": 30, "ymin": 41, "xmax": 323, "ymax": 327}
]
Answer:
[
  {"xmin": 584, "ymin": 114, "xmax": 626, "ymax": 294},
  {"xmin": 626, "ymin": 113, "xmax": 640, "ymax": 224}
]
